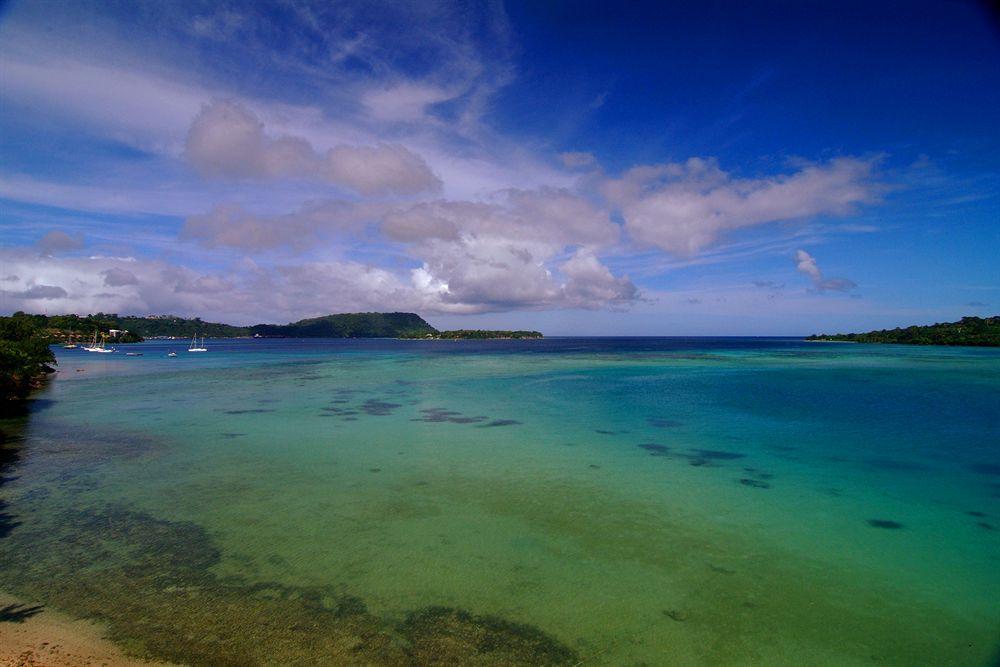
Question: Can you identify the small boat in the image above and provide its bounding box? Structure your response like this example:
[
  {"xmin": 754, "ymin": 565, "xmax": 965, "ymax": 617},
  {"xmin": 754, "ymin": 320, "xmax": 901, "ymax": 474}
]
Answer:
[
  {"xmin": 125, "ymin": 352, "xmax": 143, "ymax": 356},
  {"xmin": 62, "ymin": 333, "xmax": 78, "ymax": 349},
  {"xmin": 188, "ymin": 334, "xmax": 208, "ymax": 352},
  {"xmin": 90, "ymin": 333, "xmax": 114, "ymax": 354},
  {"xmin": 167, "ymin": 351, "xmax": 177, "ymax": 357},
  {"xmin": 83, "ymin": 332, "xmax": 113, "ymax": 353},
  {"xmin": 82, "ymin": 332, "xmax": 99, "ymax": 352}
]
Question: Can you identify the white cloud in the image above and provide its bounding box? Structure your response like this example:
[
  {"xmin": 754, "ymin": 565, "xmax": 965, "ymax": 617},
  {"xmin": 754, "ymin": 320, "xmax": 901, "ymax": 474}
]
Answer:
[
  {"xmin": 185, "ymin": 101, "xmax": 442, "ymax": 195},
  {"xmin": 101, "ymin": 268, "xmax": 139, "ymax": 287},
  {"xmin": 794, "ymin": 249, "xmax": 822, "ymax": 280},
  {"xmin": 362, "ymin": 82, "xmax": 455, "ymax": 123},
  {"xmin": 382, "ymin": 188, "xmax": 635, "ymax": 311},
  {"xmin": 4, "ymin": 284, "xmax": 69, "ymax": 300},
  {"xmin": 604, "ymin": 157, "xmax": 881, "ymax": 256},
  {"xmin": 794, "ymin": 249, "xmax": 857, "ymax": 292},
  {"xmin": 181, "ymin": 200, "xmax": 383, "ymax": 251},
  {"xmin": 560, "ymin": 251, "xmax": 638, "ymax": 308},
  {"xmin": 37, "ymin": 230, "xmax": 85, "ymax": 256}
]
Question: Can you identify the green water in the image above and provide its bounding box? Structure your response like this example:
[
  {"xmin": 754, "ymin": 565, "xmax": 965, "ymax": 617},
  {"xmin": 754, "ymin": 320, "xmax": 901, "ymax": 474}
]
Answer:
[{"xmin": 1, "ymin": 338, "xmax": 998, "ymax": 664}]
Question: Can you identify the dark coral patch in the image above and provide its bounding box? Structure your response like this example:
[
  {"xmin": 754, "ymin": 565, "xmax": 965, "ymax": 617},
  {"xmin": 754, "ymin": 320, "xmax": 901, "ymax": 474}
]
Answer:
[
  {"xmin": 976, "ymin": 522, "xmax": 996, "ymax": 531},
  {"xmin": 450, "ymin": 416, "xmax": 487, "ymax": 424},
  {"xmin": 220, "ymin": 433, "xmax": 246, "ymax": 439},
  {"xmin": 738, "ymin": 478, "xmax": 771, "ymax": 489},
  {"xmin": 0, "ymin": 505, "xmax": 579, "ymax": 665},
  {"xmin": 222, "ymin": 409, "xmax": 276, "ymax": 415},
  {"xmin": 638, "ymin": 443, "xmax": 670, "ymax": 456},
  {"xmin": 965, "ymin": 510, "xmax": 988, "ymax": 518},
  {"xmin": 689, "ymin": 449, "xmax": 745, "ymax": 460},
  {"xmin": 0, "ymin": 603, "xmax": 44, "ymax": 623},
  {"xmin": 594, "ymin": 429, "xmax": 616, "ymax": 435},
  {"xmin": 359, "ymin": 400, "xmax": 402, "ymax": 416},
  {"xmin": 414, "ymin": 408, "xmax": 487, "ymax": 425},
  {"xmin": 867, "ymin": 519, "xmax": 904, "ymax": 529},
  {"xmin": 479, "ymin": 419, "xmax": 521, "ymax": 428},
  {"xmin": 400, "ymin": 606, "xmax": 578, "ymax": 665}
]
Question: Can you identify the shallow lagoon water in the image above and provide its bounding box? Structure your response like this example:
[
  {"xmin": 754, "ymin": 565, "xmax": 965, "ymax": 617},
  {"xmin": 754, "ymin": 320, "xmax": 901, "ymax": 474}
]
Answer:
[{"xmin": 1, "ymin": 337, "xmax": 998, "ymax": 664}]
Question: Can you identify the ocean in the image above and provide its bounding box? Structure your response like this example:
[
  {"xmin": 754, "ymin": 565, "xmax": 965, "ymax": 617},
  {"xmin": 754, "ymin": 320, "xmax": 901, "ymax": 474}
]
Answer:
[{"xmin": 1, "ymin": 337, "xmax": 998, "ymax": 664}]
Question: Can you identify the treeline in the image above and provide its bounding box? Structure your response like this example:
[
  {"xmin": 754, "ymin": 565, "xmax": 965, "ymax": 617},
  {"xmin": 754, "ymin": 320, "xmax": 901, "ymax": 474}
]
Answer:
[
  {"xmin": 5, "ymin": 312, "xmax": 248, "ymax": 340},
  {"xmin": 0, "ymin": 315, "xmax": 56, "ymax": 401},
  {"xmin": 400, "ymin": 330, "xmax": 543, "ymax": 340},
  {"xmin": 6, "ymin": 312, "xmax": 144, "ymax": 342},
  {"xmin": 807, "ymin": 316, "xmax": 1000, "ymax": 347}
]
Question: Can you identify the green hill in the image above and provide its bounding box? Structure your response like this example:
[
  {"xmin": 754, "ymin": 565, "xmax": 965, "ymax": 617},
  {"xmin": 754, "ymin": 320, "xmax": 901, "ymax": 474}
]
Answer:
[
  {"xmin": 807, "ymin": 316, "xmax": 1000, "ymax": 346},
  {"xmin": 250, "ymin": 312, "xmax": 437, "ymax": 338}
]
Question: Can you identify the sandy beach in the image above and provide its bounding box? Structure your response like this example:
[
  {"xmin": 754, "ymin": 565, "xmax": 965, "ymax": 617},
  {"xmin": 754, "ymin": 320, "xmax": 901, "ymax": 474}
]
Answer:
[{"xmin": 0, "ymin": 594, "xmax": 170, "ymax": 667}]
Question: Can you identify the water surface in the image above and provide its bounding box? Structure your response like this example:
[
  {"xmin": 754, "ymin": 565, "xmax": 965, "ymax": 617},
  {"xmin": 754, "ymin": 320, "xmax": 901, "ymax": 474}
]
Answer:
[{"xmin": 1, "ymin": 338, "xmax": 998, "ymax": 664}]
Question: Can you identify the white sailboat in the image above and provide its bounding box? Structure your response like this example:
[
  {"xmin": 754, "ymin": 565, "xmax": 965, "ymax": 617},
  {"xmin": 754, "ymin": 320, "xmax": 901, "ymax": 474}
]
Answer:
[
  {"xmin": 188, "ymin": 334, "xmax": 207, "ymax": 352},
  {"xmin": 86, "ymin": 332, "xmax": 115, "ymax": 353},
  {"xmin": 95, "ymin": 333, "xmax": 114, "ymax": 353},
  {"xmin": 62, "ymin": 333, "xmax": 78, "ymax": 349},
  {"xmin": 82, "ymin": 331, "xmax": 100, "ymax": 352}
]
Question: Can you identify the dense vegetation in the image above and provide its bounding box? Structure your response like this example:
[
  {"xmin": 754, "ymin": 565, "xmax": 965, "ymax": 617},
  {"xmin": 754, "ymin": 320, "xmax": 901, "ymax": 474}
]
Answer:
[
  {"xmin": 807, "ymin": 316, "xmax": 1000, "ymax": 346},
  {"xmin": 251, "ymin": 312, "xmax": 437, "ymax": 338},
  {"xmin": 400, "ymin": 329, "xmax": 543, "ymax": 340},
  {"xmin": 0, "ymin": 312, "xmax": 241, "ymax": 341},
  {"xmin": 0, "ymin": 315, "xmax": 57, "ymax": 401},
  {"xmin": 1, "ymin": 310, "xmax": 544, "ymax": 348},
  {"xmin": 116, "ymin": 315, "xmax": 248, "ymax": 338}
]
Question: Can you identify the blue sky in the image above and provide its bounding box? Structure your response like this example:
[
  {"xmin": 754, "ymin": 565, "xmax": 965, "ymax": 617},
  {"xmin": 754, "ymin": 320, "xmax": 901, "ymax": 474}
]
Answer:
[{"xmin": 0, "ymin": 0, "xmax": 997, "ymax": 334}]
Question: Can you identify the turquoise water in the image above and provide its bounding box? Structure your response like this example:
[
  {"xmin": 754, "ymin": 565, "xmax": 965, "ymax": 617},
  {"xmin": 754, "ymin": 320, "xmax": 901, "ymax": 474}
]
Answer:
[{"xmin": 1, "ymin": 338, "xmax": 998, "ymax": 664}]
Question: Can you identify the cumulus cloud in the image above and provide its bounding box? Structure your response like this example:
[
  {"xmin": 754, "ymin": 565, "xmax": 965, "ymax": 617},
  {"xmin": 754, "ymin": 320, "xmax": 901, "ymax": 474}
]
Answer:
[
  {"xmin": 384, "ymin": 188, "xmax": 618, "ymax": 247},
  {"xmin": 0, "ymin": 249, "xmax": 414, "ymax": 322},
  {"xmin": 323, "ymin": 143, "xmax": 442, "ymax": 195},
  {"xmin": 181, "ymin": 200, "xmax": 384, "ymax": 251},
  {"xmin": 37, "ymin": 230, "xmax": 85, "ymax": 256},
  {"xmin": 603, "ymin": 157, "xmax": 880, "ymax": 256},
  {"xmin": 794, "ymin": 249, "xmax": 821, "ymax": 280},
  {"xmin": 173, "ymin": 184, "xmax": 637, "ymax": 312},
  {"xmin": 101, "ymin": 267, "xmax": 139, "ymax": 286},
  {"xmin": 384, "ymin": 188, "xmax": 634, "ymax": 311},
  {"xmin": 6, "ymin": 284, "xmax": 69, "ymax": 300},
  {"xmin": 560, "ymin": 151, "xmax": 597, "ymax": 169},
  {"xmin": 794, "ymin": 249, "xmax": 857, "ymax": 292},
  {"xmin": 184, "ymin": 100, "xmax": 441, "ymax": 195},
  {"xmin": 560, "ymin": 251, "xmax": 638, "ymax": 308}
]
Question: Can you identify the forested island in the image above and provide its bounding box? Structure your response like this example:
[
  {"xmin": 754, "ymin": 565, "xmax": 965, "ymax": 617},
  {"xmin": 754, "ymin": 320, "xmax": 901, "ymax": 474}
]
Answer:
[
  {"xmin": 251, "ymin": 312, "xmax": 435, "ymax": 338},
  {"xmin": 3, "ymin": 311, "xmax": 546, "ymax": 342},
  {"xmin": 399, "ymin": 329, "xmax": 543, "ymax": 340},
  {"xmin": 2, "ymin": 311, "xmax": 439, "ymax": 341},
  {"xmin": 807, "ymin": 316, "xmax": 999, "ymax": 346}
]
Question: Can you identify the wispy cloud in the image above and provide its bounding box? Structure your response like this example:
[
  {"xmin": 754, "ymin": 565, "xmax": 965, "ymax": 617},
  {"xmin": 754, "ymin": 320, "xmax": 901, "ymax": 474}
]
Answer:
[{"xmin": 794, "ymin": 249, "xmax": 857, "ymax": 293}]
